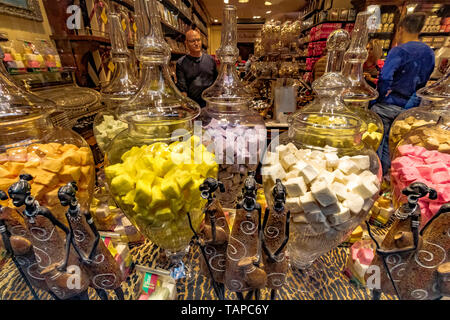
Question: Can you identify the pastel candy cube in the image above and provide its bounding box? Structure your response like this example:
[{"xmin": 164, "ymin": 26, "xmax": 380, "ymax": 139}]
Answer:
[
  {"xmin": 285, "ymin": 176, "xmax": 308, "ymax": 197},
  {"xmin": 280, "ymin": 152, "xmax": 298, "ymax": 170},
  {"xmin": 349, "ymin": 155, "xmax": 370, "ymax": 171},
  {"xmin": 305, "ymin": 210, "xmax": 327, "ymax": 224},
  {"xmin": 416, "ymin": 165, "xmax": 432, "ymax": 181},
  {"xmin": 432, "ymin": 171, "xmax": 450, "ymax": 184},
  {"xmin": 299, "ymin": 192, "xmax": 321, "ymax": 214},
  {"xmin": 337, "ymin": 159, "xmax": 359, "ymax": 175},
  {"xmin": 285, "ymin": 197, "xmax": 303, "ymax": 213},
  {"xmin": 324, "ymin": 152, "xmax": 339, "ymax": 169},
  {"xmin": 311, "ymin": 179, "xmax": 337, "ymax": 207},
  {"xmin": 343, "ymin": 195, "xmax": 365, "ymax": 215},
  {"xmin": 327, "ymin": 206, "xmax": 351, "ymax": 225}
]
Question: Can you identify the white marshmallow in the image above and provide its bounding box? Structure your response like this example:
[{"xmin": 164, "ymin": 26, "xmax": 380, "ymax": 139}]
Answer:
[
  {"xmin": 297, "ymin": 162, "xmax": 319, "ymax": 184},
  {"xmin": 285, "ymin": 176, "xmax": 308, "ymax": 197},
  {"xmin": 362, "ymin": 198, "xmax": 375, "ymax": 213},
  {"xmin": 343, "ymin": 195, "xmax": 365, "ymax": 215},
  {"xmin": 311, "ymin": 179, "xmax": 338, "ymax": 207},
  {"xmin": 285, "ymin": 197, "xmax": 303, "ymax": 213},
  {"xmin": 317, "ymin": 170, "xmax": 336, "ymax": 185},
  {"xmin": 320, "ymin": 202, "xmax": 341, "ymax": 216},
  {"xmin": 332, "ymin": 169, "xmax": 346, "ymax": 184},
  {"xmin": 299, "ymin": 192, "xmax": 321, "ymax": 214},
  {"xmin": 378, "ymin": 207, "xmax": 394, "ymax": 220},
  {"xmin": 353, "ymin": 258, "xmax": 369, "ymax": 278},
  {"xmin": 286, "ymin": 169, "xmax": 300, "ymax": 180},
  {"xmin": 263, "ymin": 163, "xmax": 287, "ymax": 184},
  {"xmin": 325, "ymin": 152, "xmax": 340, "ymax": 169},
  {"xmin": 280, "ymin": 152, "xmax": 298, "ymax": 171},
  {"xmin": 292, "ymin": 212, "xmax": 308, "ymax": 223},
  {"xmin": 295, "ymin": 149, "xmax": 311, "ymax": 160},
  {"xmin": 327, "ymin": 205, "xmax": 351, "ymax": 226},
  {"xmin": 359, "ymin": 170, "xmax": 379, "ymax": 186},
  {"xmin": 310, "ymin": 150, "xmax": 326, "ymax": 160},
  {"xmin": 344, "ymin": 173, "xmax": 360, "ymax": 185},
  {"xmin": 286, "ymin": 142, "xmax": 298, "ymax": 154},
  {"xmin": 305, "ymin": 210, "xmax": 327, "ymax": 224},
  {"xmin": 276, "ymin": 144, "xmax": 291, "ymax": 158},
  {"xmin": 331, "ymin": 182, "xmax": 350, "ymax": 201},
  {"xmin": 262, "ymin": 152, "xmax": 278, "ymax": 166},
  {"xmin": 349, "ymin": 180, "xmax": 379, "ymax": 200},
  {"xmin": 338, "ymin": 158, "xmax": 360, "ymax": 175},
  {"xmin": 350, "ymin": 155, "xmax": 370, "ymax": 171}
]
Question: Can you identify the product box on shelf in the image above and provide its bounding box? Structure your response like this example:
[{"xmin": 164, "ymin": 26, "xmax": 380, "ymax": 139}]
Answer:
[{"xmin": 99, "ymin": 231, "xmax": 134, "ymax": 280}]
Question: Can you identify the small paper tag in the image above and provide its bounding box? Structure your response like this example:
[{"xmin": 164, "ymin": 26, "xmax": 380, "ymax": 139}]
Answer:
[
  {"xmin": 122, "ymin": 19, "xmax": 127, "ymax": 31},
  {"xmin": 101, "ymin": 8, "xmax": 108, "ymax": 25},
  {"xmin": 142, "ymin": 272, "xmax": 158, "ymax": 294},
  {"xmin": 170, "ymin": 261, "xmax": 186, "ymax": 280},
  {"xmin": 108, "ymin": 61, "xmax": 115, "ymax": 72},
  {"xmin": 133, "ymin": 22, "xmax": 137, "ymax": 33}
]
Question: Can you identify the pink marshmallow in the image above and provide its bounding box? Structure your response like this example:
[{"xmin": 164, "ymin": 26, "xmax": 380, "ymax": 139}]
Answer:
[
  {"xmin": 138, "ymin": 294, "xmax": 149, "ymax": 300},
  {"xmin": 416, "ymin": 166, "xmax": 432, "ymax": 181},
  {"xmin": 432, "ymin": 171, "xmax": 450, "ymax": 184},
  {"xmin": 357, "ymin": 248, "xmax": 375, "ymax": 265}
]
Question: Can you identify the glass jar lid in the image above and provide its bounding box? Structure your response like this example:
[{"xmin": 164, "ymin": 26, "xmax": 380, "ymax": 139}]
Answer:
[{"xmin": 417, "ymin": 66, "xmax": 450, "ymax": 103}]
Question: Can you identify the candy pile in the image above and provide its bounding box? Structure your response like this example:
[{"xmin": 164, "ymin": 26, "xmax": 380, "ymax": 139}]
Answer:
[
  {"xmin": 369, "ymin": 194, "xmax": 394, "ymax": 226},
  {"xmin": 105, "ymin": 136, "xmax": 218, "ymax": 251},
  {"xmin": 343, "ymin": 240, "xmax": 375, "ymax": 287},
  {"xmin": 262, "ymin": 143, "xmax": 380, "ymax": 238},
  {"xmin": 390, "ymin": 116, "xmax": 435, "ymax": 152},
  {"xmin": 100, "ymin": 233, "xmax": 133, "ymax": 280},
  {"xmin": 391, "ymin": 144, "xmax": 450, "ymax": 225},
  {"xmin": 94, "ymin": 115, "xmax": 128, "ymax": 152},
  {"xmin": 0, "ymin": 143, "xmax": 94, "ymax": 222},
  {"xmin": 204, "ymin": 120, "xmax": 266, "ymax": 208},
  {"xmin": 137, "ymin": 268, "xmax": 176, "ymax": 300},
  {"xmin": 362, "ymin": 123, "xmax": 383, "ymax": 151}
]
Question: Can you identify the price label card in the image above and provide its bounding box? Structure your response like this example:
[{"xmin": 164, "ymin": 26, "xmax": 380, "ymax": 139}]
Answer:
[
  {"xmin": 108, "ymin": 61, "xmax": 115, "ymax": 72},
  {"xmin": 133, "ymin": 23, "xmax": 137, "ymax": 33},
  {"xmin": 122, "ymin": 19, "xmax": 127, "ymax": 31}
]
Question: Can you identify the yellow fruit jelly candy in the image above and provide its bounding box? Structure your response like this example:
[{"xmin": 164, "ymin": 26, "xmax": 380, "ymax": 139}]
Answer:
[
  {"xmin": 175, "ymin": 173, "xmax": 193, "ymax": 190},
  {"xmin": 154, "ymin": 207, "xmax": 174, "ymax": 222},
  {"xmin": 59, "ymin": 165, "xmax": 82, "ymax": 183},
  {"xmin": 123, "ymin": 158, "xmax": 138, "ymax": 179},
  {"xmin": 161, "ymin": 178, "xmax": 181, "ymax": 199},
  {"xmin": 24, "ymin": 155, "xmax": 41, "ymax": 168},
  {"xmin": 61, "ymin": 149, "xmax": 81, "ymax": 166},
  {"xmin": 45, "ymin": 186, "xmax": 64, "ymax": 206},
  {"xmin": 80, "ymin": 166, "xmax": 92, "ymax": 182},
  {"xmin": 149, "ymin": 185, "xmax": 167, "ymax": 210},
  {"xmin": 3, "ymin": 162, "xmax": 24, "ymax": 177},
  {"xmin": 78, "ymin": 147, "xmax": 93, "ymax": 166},
  {"xmin": 170, "ymin": 198, "xmax": 184, "ymax": 215},
  {"xmin": 47, "ymin": 143, "xmax": 62, "ymax": 152},
  {"xmin": 41, "ymin": 158, "xmax": 63, "ymax": 173},
  {"xmin": 122, "ymin": 190, "xmax": 136, "ymax": 206},
  {"xmin": 362, "ymin": 132, "xmax": 375, "ymax": 146},
  {"xmin": 367, "ymin": 123, "xmax": 378, "ymax": 133},
  {"xmin": 0, "ymin": 164, "xmax": 13, "ymax": 178},
  {"xmin": 206, "ymin": 165, "xmax": 218, "ymax": 178},
  {"xmin": 111, "ymin": 174, "xmax": 134, "ymax": 196},
  {"xmin": 105, "ymin": 164, "xmax": 123, "ymax": 181},
  {"xmin": 135, "ymin": 180, "xmax": 153, "ymax": 208}
]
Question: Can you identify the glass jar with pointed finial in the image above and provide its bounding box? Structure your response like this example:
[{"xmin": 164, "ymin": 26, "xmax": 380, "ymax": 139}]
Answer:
[
  {"xmin": 261, "ymin": 30, "xmax": 382, "ymax": 271},
  {"xmin": 104, "ymin": 0, "xmax": 218, "ymax": 275},
  {"xmin": 389, "ymin": 66, "xmax": 450, "ymax": 157},
  {"xmin": 341, "ymin": 11, "xmax": 384, "ymax": 152},
  {"xmin": 0, "ymin": 48, "xmax": 95, "ymax": 225},
  {"xmin": 93, "ymin": 8, "xmax": 139, "ymax": 154},
  {"xmin": 201, "ymin": 4, "xmax": 266, "ymax": 210}
]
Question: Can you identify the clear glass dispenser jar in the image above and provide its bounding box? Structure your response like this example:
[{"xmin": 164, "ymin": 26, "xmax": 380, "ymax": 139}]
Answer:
[
  {"xmin": 104, "ymin": 0, "xmax": 217, "ymax": 260},
  {"xmin": 201, "ymin": 5, "xmax": 266, "ymax": 209},
  {"xmin": 93, "ymin": 8, "xmax": 139, "ymax": 154},
  {"xmin": 342, "ymin": 11, "xmax": 384, "ymax": 152},
  {"xmin": 0, "ymin": 51, "xmax": 95, "ymax": 224},
  {"xmin": 262, "ymin": 30, "xmax": 382, "ymax": 269}
]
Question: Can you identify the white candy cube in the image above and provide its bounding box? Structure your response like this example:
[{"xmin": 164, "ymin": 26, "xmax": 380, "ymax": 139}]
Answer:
[
  {"xmin": 343, "ymin": 195, "xmax": 365, "ymax": 215},
  {"xmin": 311, "ymin": 179, "xmax": 338, "ymax": 207},
  {"xmin": 317, "ymin": 170, "xmax": 336, "ymax": 185},
  {"xmin": 286, "ymin": 169, "xmax": 300, "ymax": 180},
  {"xmin": 276, "ymin": 144, "xmax": 291, "ymax": 158},
  {"xmin": 378, "ymin": 207, "xmax": 394, "ymax": 220},
  {"xmin": 285, "ymin": 176, "xmax": 308, "ymax": 197},
  {"xmin": 350, "ymin": 180, "xmax": 379, "ymax": 200},
  {"xmin": 363, "ymin": 198, "xmax": 375, "ymax": 213},
  {"xmin": 280, "ymin": 153, "xmax": 298, "ymax": 170},
  {"xmin": 327, "ymin": 206, "xmax": 351, "ymax": 226},
  {"xmin": 338, "ymin": 159, "xmax": 360, "ymax": 175},
  {"xmin": 299, "ymin": 192, "xmax": 321, "ymax": 214},
  {"xmin": 344, "ymin": 173, "xmax": 361, "ymax": 185},
  {"xmin": 262, "ymin": 152, "xmax": 278, "ymax": 166},
  {"xmin": 332, "ymin": 169, "xmax": 346, "ymax": 184},
  {"xmin": 353, "ymin": 258, "xmax": 369, "ymax": 278},
  {"xmin": 292, "ymin": 212, "xmax": 308, "ymax": 224},
  {"xmin": 350, "ymin": 155, "xmax": 370, "ymax": 171},
  {"xmin": 325, "ymin": 152, "xmax": 340, "ymax": 169},
  {"xmin": 295, "ymin": 161, "xmax": 319, "ymax": 184},
  {"xmin": 263, "ymin": 163, "xmax": 287, "ymax": 184},
  {"xmin": 305, "ymin": 210, "xmax": 327, "ymax": 223},
  {"xmin": 285, "ymin": 197, "xmax": 303, "ymax": 213},
  {"xmin": 331, "ymin": 182, "xmax": 350, "ymax": 201},
  {"xmin": 295, "ymin": 149, "xmax": 311, "ymax": 160},
  {"xmin": 320, "ymin": 202, "xmax": 341, "ymax": 216},
  {"xmin": 286, "ymin": 142, "xmax": 298, "ymax": 153},
  {"xmin": 310, "ymin": 150, "xmax": 325, "ymax": 160},
  {"xmin": 359, "ymin": 170, "xmax": 379, "ymax": 186}
]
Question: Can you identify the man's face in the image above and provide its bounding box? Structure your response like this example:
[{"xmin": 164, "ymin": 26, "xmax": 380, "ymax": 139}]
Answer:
[{"xmin": 186, "ymin": 30, "xmax": 202, "ymax": 55}]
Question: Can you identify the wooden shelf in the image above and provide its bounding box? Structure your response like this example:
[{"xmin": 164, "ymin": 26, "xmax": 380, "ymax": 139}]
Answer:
[
  {"xmin": 160, "ymin": 0, "xmax": 192, "ymax": 25},
  {"xmin": 111, "ymin": 0, "xmax": 134, "ymax": 11},
  {"xmin": 300, "ymin": 9, "xmax": 319, "ymax": 20}
]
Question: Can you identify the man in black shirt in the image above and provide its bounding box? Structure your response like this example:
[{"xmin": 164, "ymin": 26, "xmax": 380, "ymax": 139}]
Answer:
[{"xmin": 176, "ymin": 29, "xmax": 218, "ymax": 108}]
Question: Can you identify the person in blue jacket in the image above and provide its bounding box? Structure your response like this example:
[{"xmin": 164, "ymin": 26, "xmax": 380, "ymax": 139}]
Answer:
[{"xmin": 371, "ymin": 13, "xmax": 435, "ymax": 176}]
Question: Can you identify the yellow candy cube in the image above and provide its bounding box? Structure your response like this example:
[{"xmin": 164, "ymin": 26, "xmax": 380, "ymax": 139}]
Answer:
[{"xmin": 111, "ymin": 174, "xmax": 134, "ymax": 196}]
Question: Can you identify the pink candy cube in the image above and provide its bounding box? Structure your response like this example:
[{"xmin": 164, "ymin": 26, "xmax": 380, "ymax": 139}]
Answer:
[
  {"xmin": 416, "ymin": 165, "xmax": 432, "ymax": 181},
  {"xmin": 432, "ymin": 171, "xmax": 450, "ymax": 184},
  {"xmin": 357, "ymin": 248, "xmax": 375, "ymax": 265}
]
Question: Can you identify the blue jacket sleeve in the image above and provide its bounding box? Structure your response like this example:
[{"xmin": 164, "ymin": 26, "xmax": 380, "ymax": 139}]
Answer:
[{"xmin": 377, "ymin": 47, "xmax": 404, "ymax": 100}]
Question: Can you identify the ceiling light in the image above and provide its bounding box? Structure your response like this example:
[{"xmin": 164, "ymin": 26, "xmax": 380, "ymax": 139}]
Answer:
[
  {"xmin": 265, "ymin": 1, "xmax": 272, "ymax": 5},
  {"xmin": 224, "ymin": 0, "xmax": 229, "ymax": 3},
  {"xmin": 239, "ymin": 0, "xmax": 249, "ymax": 3},
  {"xmin": 266, "ymin": 10, "xmax": 271, "ymax": 14},
  {"xmin": 253, "ymin": 16, "xmax": 261, "ymax": 19},
  {"xmin": 214, "ymin": 19, "xmax": 218, "ymax": 23}
]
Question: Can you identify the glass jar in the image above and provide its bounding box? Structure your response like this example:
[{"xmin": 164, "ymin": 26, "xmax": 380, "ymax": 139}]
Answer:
[
  {"xmin": 93, "ymin": 9, "xmax": 139, "ymax": 154},
  {"xmin": 390, "ymin": 116, "xmax": 450, "ymax": 227},
  {"xmin": 342, "ymin": 11, "xmax": 384, "ymax": 151},
  {"xmin": 0, "ymin": 51, "xmax": 95, "ymax": 225},
  {"xmin": 389, "ymin": 66, "xmax": 450, "ymax": 157},
  {"xmin": 104, "ymin": 0, "xmax": 217, "ymax": 257},
  {"xmin": 262, "ymin": 30, "xmax": 382, "ymax": 269},
  {"xmin": 201, "ymin": 5, "xmax": 266, "ymax": 209}
]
